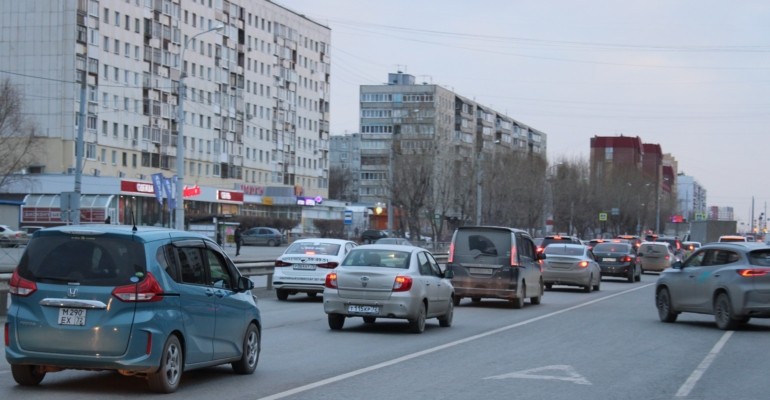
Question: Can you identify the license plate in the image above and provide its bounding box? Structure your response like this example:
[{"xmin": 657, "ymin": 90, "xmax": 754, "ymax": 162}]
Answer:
[
  {"xmin": 471, "ymin": 268, "xmax": 493, "ymax": 274},
  {"xmin": 293, "ymin": 264, "xmax": 316, "ymax": 270},
  {"xmin": 602, "ymin": 258, "xmax": 616, "ymax": 262},
  {"xmin": 58, "ymin": 308, "xmax": 87, "ymax": 326},
  {"xmin": 348, "ymin": 305, "xmax": 379, "ymax": 315}
]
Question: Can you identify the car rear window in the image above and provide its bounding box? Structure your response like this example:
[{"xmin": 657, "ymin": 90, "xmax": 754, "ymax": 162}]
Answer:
[
  {"xmin": 720, "ymin": 237, "xmax": 745, "ymax": 242},
  {"xmin": 342, "ymin": 249, "xmax": 410, "ymax": 269},
  {"xmin": 594, "ymin": 243, "xmax": 631, "ymax": 253},
  {"xmin": 18, "ymin": 235, "xmax": 147, "ymax": 286},
  {"xmin": 452, "ymin": 229, "xmax": 512, "ymax": 266},
  {"xmin": 541, "ymin": 238, "xmax": 574, "ymax": 247},
  {"xmin": 544, "ymin": 245, "xmax": 584, "ymax": 256},
  {"xmin": 641, "ymin": 243, "xmax": 668, "ymax": 253},
  {"xmin": 286, "ymin": 242, "xmax": 340, "ymax": 255},
  {"xmin": 748, "ymin": 250, "xmax": 770, "ymax": 266}
]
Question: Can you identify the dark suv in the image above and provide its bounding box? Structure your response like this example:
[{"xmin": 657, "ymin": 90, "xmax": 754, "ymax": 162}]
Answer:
[
  {"xmin": 537, "ymin": 235, "xmax": 582, "ymax": 253},
  {"xmin": 361, "ymin": 229, "xmax": 387, "ymax": 244},
  {"xmin": 446, "ymin": 226, "xmax": 545, "ymax": 309}
]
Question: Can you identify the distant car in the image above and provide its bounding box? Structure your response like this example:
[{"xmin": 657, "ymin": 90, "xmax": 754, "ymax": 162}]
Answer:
[
  {"xmin": 323, "ymin": 245, "xmax": 455, "ymax": 333},
  {"xmin": 361, "ymin": 229, "xmax": 388, "ymax": 244},
  {"xmin": 719, "ymin": 235, "xmax": 747, "ymax": 243},
  {"xmin": 241, "ymin": 227, "xmax": 283, "ymax": 246},
  {"xmin": 638, "ymin": 241, "xmax": 676, "ymax": 273},
  {"xmin": 655, "ymin": 242, "xmax": 770, "ymax": 330},
  {"xmin": 404, "ymin": 232, "xmax": 432, "ymax": 243},
  {"xmin": 537, "ymin": 235, "xmax": 582, "ymax": 253},
  {"xmin": 616, "ymin": 235, "xmax": 642, "ymax": 251},
  {"xmin": 376, "ymin": 238, "xmax": 412, "ymax": 246},
  {"xmin": 655, "ymin": 236, "xmax": 684, "ymax": 258},
  {"xmin": 6, "ymin": 225, "xmax": 260, "ymax": 393},
  {"xmin": 541, "ymin": 244, "xmax": 601, "ymax": 292},
  {"xmin": 19, "ymin": 226, "xmax": 45, "ymax": 235},
  {"xmin": 587, "ymin": 238, "xmax": 628, "ymax": 251},
  {"xmin": 273, "ymin": 239, "xmax": 357, "ymax": 300},
  {"xmin": 683, "ymin": 241, "xmax": 702, "ymax": 251},
  {"xmin": 593, "ymin": 242, "xmax": 640, "ymax": 282},
  {"xmin": 0, "ymin": 225, "xmax": 29, "ymax": 247},
  {"xmin": 534, "ymin": 238, "xmax": 544, "ymax": 248}
]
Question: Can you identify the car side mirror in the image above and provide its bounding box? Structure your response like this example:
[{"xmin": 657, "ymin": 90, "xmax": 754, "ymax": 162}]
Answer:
[
  {"xmin": 672, "ymin": 261, "xmax": 683, "ymax": 270},
  {"xmin": 536, "ymin": 252, "xmax": 547, "ymax": 261},
  {"xmin": 444, "ymin": 270, "xmax": 455, "ymax": 279},
  {"xmin": 237, "ymin": 276, "xmax": 255, "ymax": 292}
]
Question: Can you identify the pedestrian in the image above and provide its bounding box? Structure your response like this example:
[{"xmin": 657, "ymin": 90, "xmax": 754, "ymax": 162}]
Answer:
[
  {"xmin": 104, "ymin": 216, "xmax": 111, "ymax": 225},
  {"xmin": 234, "ymin": 227, "xmax": 243, "ymax": 257}
]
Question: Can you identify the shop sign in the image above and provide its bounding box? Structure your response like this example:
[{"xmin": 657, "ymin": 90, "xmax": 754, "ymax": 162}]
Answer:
[
  {"xmin": 262, "ymin": 196, "xmax": 274, "ymax": 206},
  {"xmin": 237, "ymin": 184, "xmax": 266, "ymax": 196},
  {"xmin": 121, "ymin": 180, "xmax": 156, "ymax": 195},
  {"xmin": 183, "ymin": 185, "xmax": 201, "ymax": 198},
  {"xmin": 217, "ymin": 190, "xmax": 244, "ymax": 202},
  {"xmin": 297, "ymin": 196, "xmax": 323, "ymax": 207},
  {"xmin": 22, "ymin": 207, "xmax": 106, "ymax": 223}
]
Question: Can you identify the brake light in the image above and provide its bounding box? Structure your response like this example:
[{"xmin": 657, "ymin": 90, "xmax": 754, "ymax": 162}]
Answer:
[
  {"xmin": 622, "ymin": 256, "xmax": 632, "ymax": 262},
  {"xmin": 112, "ymin": 273, "xmax": 163, "ymax": 302},
  {"xmin": 4, "ymin": 323, "xmax": 8, "ymax": 347},
  {"xmin": 676, "ymin": 242, "xmax": 681, "ymax": 250},
  {"xmin": 553, "ymin": 236, "xmax": 562, "ymax": 240},
  {"xmin": 536, "ymin": 246, "xmax": 544, "ymax": 253},
  {"xmin": 665, "ymin": 255, "xmax": 670, "ymax": 260},
  {"xmin": 393, "ymin": 276, "xmax": 413, "ymax": 292},
  {"xmin": 14, "ymin": 233, "xmax": 19, "ymax": 238},
  {"xmin": 305, "ymin": 251, "xmax": 316, "ymax": 255},
  {"xmin": 146, "ymin": 332, "xmax": 152, "ymax": 355},
  {"xmin": 578, "ymin": 261, "xmax": 589, "ymax": 268},
  {"xmin": 738, "ymin": 268, "xmax": 770, "ymax": 277},
  {"xmin": 511, "ymin": 245, "xmax": 518, "ymax": 265},
  {"xmin": 9, "ymin": 268, "xmax": 36, "ymax": 297},
  {"xmin": 325, "ymin": 273, "xmax": 337, "ymax": 289},
  {"xmin": 317, "ymin": 262, "xmax": 339, "ymax": 269},
  {"xmin": 448, "ymin": 242, "xmax": 454, "ymax": 263},
  {"xmin": 275, "ymin": 260, "xmax": 292, "ymax": 267}
]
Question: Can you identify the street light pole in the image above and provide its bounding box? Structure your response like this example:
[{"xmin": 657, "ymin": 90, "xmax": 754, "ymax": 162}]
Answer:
[
  {"xmin": 175, "ymin": 24, "xmax": 223, "ymax": 231},
  {"xmin": 476, "ymin": 151, "xmax": 482, "ymax": 226}
]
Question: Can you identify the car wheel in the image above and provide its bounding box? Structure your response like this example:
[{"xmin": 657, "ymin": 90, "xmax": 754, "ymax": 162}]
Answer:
[
  {"xmin": 148, "ymin": 335, "xmax": 183, "ymax": 393},
  {"xmin": 656, "ymin": 287, "xmax": 678, "ymax": 323},
  {"xmin": 736, "ymin": 317, "xmax": 751, "ymax": 324},
  {"xmin": 593, "ymin": 276, "xmax": 601, "ymax": 291},
  {"xmin": 583, "ymin": 275, "xmax": 593, "ymax": 293},
  {"xmin": 511, "ymin": 286, "xmax": 525, "ymax": 309},
  {"xmin": 232, "ymin": 324, "xmax": 260, "ymax": 375},
  {"xmin": 0, "ymin": 238, "xmax": 9, "ymax": 248},
  {"xmin": 635, "ymin": 265, "xmax": 641, "ymax": 282},
  {"xmin": 545, "ymin": 283, "xmax": 553, "ymax": 290},
  {"xmin": 409, "ymin": 302, "xmax": 427, "ymax": 333},
  {"xmin": 471, "ymin": 297, "xmax": 481, "ymax": 303},
  {"xmin": 530, "ymin": 279, "xmax": 543, "ymax": 305},
  {"xmin": 306, "ymin": 292, "xmax": 317, "ymax": 298},
  {"xmin": 10, "ymin": 364, "xmax": 46, "ymax": 386},
  {"xmin": 328, "ymin": 314, "xmax": 345, "ymax": 330},
  {"xmin": 714, "ymin": 293, "xmax": 739, "ymax": 330},
  {"xmin": 641, "ymin": 266, "xmax": 645, "ymax": 275},
  {"xmin": 276, "ymin": 289, "xmax": 289, "ymax": 301},
  {"xmin": 363, "ymin": 239, "xmax": 371, "ymax": 244},
  {"xmin": 267, "ymin": 239, "xmax": 276, "ymax": 247},
  {"xmin": 627, "ymin": 267, "xmax": 635, "ymax": 283},
  {"xmin": 439, "ymin": 299, "xmax": 454, "ymax": 327},
  {"xmin": 453, "ymin": 296, "xmax": 461, "ymax": 306},
  {"xmin": 363, "ymin": 317, "xmax": 376, "ymax": 324}
]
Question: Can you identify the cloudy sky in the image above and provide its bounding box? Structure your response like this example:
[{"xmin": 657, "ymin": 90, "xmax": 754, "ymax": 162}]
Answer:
[{"xmin": 277, "ymin": 0, "xmax": 769, "ymax": 229}]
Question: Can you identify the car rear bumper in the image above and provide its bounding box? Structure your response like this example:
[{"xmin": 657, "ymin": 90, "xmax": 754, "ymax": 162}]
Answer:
[
  {"xmin": 323, "ymin": 290, "xmax": 421, "ymax": 319},
  {"xmin": 599, "ymin": 264, "xmax": 632, "ymax": 277},
  {"xmin": 640, "ymin": 262, "xmax": 669, "ymax": 272},
  {"xmin": 273, "ymin": 282, "xmax": 325, "ymax": 293},
  {"xmin": 453, "ymin": 286, "xmax": 519, "ymax": 300},
  {"xmin": 543, "ymin": 269, "xmax": 591, "ymax": 286}
]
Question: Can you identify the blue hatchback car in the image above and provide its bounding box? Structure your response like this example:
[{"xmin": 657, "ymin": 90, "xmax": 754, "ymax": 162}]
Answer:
[{"xmin": 5, "ymin": 226, "xmax": 261, "ymax": 393}]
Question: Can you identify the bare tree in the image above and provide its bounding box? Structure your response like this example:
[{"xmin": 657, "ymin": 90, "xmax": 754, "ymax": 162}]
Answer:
[
  {"xmin": 0, "ymin": 78, "xmax": 42, "ymax": 190},
  {"xmin": 328, "ymin": 165, "xmax": 356, "ymax": 201},
  {"xmin": 387, "ymin": 138, "xmax": 435, "ymax": 240}
]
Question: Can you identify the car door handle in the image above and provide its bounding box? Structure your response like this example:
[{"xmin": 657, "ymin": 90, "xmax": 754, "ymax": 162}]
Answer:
[
  {"xmin": 215, "ymin": 290, "xmax": 225, "ymax": 298},
  {"xmin": 688, "ymin": 275, "xmax": 695, "ymax": 278},
  {"xmin": 205, "ymin": 289, "xmax": 215, "ymax": 297},
  {"xmin": 714, "ymin": 273, "xmax": 720, "ymax": 278}
]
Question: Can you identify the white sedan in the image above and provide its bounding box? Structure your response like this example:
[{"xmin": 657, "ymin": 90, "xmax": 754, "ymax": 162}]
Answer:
[
  {"xmin": 323, "ymin": 245, "xmax": 455, "ymax": 334},
  {"xmin": 273, "ymin": 238, "xmax": 357, "ymax": 300}
]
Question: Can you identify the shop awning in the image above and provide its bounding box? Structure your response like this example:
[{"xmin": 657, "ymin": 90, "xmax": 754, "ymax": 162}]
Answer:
[{"xmin": 21, "ymin": 194, "xmax": 114, "ymax": 223}]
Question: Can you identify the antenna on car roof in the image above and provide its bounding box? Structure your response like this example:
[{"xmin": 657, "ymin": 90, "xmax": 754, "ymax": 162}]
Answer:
[{"xmin": 130, "ymin": 209, "xmax": 137, "ymax": 232}]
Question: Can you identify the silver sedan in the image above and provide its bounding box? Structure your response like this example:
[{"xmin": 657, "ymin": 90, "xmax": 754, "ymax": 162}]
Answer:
[
  {"xmin": 323, "ymin": 245, "xmax": 455, "ymax": 334},
  {"xmin": 542, "ymin": 244, "xmax": 602, "ymax": 292}
]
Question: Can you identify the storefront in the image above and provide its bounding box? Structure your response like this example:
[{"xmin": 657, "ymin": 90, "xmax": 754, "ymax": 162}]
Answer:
[
  {"xmin": 238, "ymin": 184, "xmax": 302, "ymax": 220},
  {"xmin": 21, "ymin": 194, "xmax": 117, "ymax": 226}
]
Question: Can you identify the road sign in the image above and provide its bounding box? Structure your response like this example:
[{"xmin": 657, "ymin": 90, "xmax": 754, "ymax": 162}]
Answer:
[
  {"xmin": 344, "ymin": 210, "xmax": 353, "ymax": 225},
  {"xmin": 611, "ymin": 208, "xmax": 619, "ymax": 216},
  {"xmin": 695, "ymin": 213, "xmax": 707, "ymax": 221},
  {"xmin": 599, "ymin": 213, "xmax": 608, "ymax": 221}
]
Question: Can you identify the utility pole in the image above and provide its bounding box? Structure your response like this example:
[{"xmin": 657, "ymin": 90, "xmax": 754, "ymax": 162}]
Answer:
[
  {"xmin": 476, "ymin": 150, "xmax": 482, "ymax": 226},
  {"xmin": 569, "ymin": 201, "xmax": 574, "ymax": 236},
  {"xmin": 387, "ymin": 143, "xmax": 393, "ymax": 237},
  {"xmin": 655, "ymin": 183, "xmax": 661, "ymax": 234},
  {"xmin": 73, "ymin": 69, "xmax": 87, "ymax": 225},
  {"xmin": 751, "ymin": 196, "xmax": 755, "ymax": 234}
]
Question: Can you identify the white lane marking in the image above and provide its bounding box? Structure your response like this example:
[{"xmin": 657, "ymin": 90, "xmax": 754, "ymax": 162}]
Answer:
[
  {"xmin": 675, "ymin": 330, "xmax": 734, "ymax": 397},
  {"xmin": 484, "ymin": 365, "xmax": 591, "ymax": 385},
  {"xmin": 257, "ymin": 283, "xmax": 655, "ymax": 400}
]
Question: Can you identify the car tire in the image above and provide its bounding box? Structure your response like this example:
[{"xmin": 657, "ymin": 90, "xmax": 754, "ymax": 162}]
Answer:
[
  {"xmin": 10, "ymin": 364, "xmax": 46, "ymax": 386},
  {"xmin": 635, "ymin": 265, "xmax": 641, "ymax": 282},
  {"xmin": 328, "ymin": 314, "xmax": 345, "ymax": 330},
  {"xmin": 306, "ymin": 292, "xmax": 317, "ymax": 298},
  {"xmin": 714, "ymin": 293, "xmax": 739, "ymax": 330},
  {"xmin": 593, "ymin": 276, "xmax": 601, "ymax": 291},
  {"xmin": 583, "ymin": 275, "xmax": 594, "ymax": 293},
  {"xmin": 453, "ymin": 296, "xmax": 461, "ymax": 307},
  {"xmin": 545, "ymin": 283, "xmax": 553, "ymax": 290},
  {"xmin": 627, "ymin": 267, "xmax": 635, "ymax": 283},
  {"xmin": 363, "ymin": 239, "xmax": 371, "ymax": 244},
  {"xmin": 0, "ymin": 238, "xmax": 9, "ymax": 248},
  {"xmin": 363, "ymin": 317, "xmax": 376, "ymax": 324},
  {"xmin": 530, "ymin": 280, "xmax": 543, "ymax": 305},
  {"xmin": 276, "ymin": 289, "xmax": 289, "ymax": 301},
  {"xmin": 148, "ymin": 335, "xmax": 183, "ymax": 393},
  {"xmin": 641, "ymin": 266, "xmax": 645, "ymax": 275},
  {"xmin": 409, "ymin": 302, "xmax": 427, "ymax": 333},
  {"xmin": 736, "ymin": 317, "xmax": 751, "ymax": 324},
  {"xmin": 232, "ymin": 324, "xmax": 260, "ymax": 375},
  {"xmin": 511, "ymin": 286, "xmax": 525, "ymax": 309},
  {"xmin": 267, "ymin": 239, "xmax": 276, "ymax": 247},
  {"xmin": 471, "ymin": 298, "xmax": 481, "ymax": 303},
  {"xmin": 656, "ymin": 287, "xmax": 678, "ymax": 323},
  {"xmin": 439, "ymin": 299, "xmax": 454, "ymax": 327}
]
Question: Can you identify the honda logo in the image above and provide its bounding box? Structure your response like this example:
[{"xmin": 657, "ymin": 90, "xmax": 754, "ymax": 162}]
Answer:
[
  {"xmin": 360, "ymin": 276, "xmax": 370, "ymax": 288},
  {"xmin": 67, "ymin": 288, "xmax": 78, "ymax": 298}
]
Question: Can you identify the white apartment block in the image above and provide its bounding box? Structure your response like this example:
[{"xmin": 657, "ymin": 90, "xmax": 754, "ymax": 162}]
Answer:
[{"xmin": 0, "ymin": 0, "xmax": 330, "ymax": 198}]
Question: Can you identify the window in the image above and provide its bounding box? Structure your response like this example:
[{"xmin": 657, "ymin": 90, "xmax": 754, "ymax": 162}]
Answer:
[
  {"xmin": 132, "ymin": 154, "xmax": 137, "ymax": 168},
  {"xmin": 111, "ymin": 150, "xmax": 117, "ymax": 165},
  {"xmin": 100, "ymin": 148, "xmax": 106, "ymax": 163},
  {"xmin": 86, "ymin": 143, "xmax": 96, "ymax": 160},
  {"xmin": 176, "ymin": 247, "xmax": 205, "ymax": 285},
  {"xmin": 122, "ymin": 152, "xmax": 127, "ymax": 167},
  {"xmin": 103, "ymin": 36, "xmax": 109, "ymax": 51},
  {"xmin": 103, "ymin": 7, "xmax": 109, "ymax": 23},
  {"xmin": 361, "ymin": 93, "xmax": 393, "ymax": 102},
  {"xmin": 114, "ymin": 39, "xmax": 120, "ymax": 54},
  {"xmin": 605, "ymin": 147, "xmax": 614, "ymax": 160}
]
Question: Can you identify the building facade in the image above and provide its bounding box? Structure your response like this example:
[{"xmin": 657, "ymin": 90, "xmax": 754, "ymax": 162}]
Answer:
[
  {"xmin": 0, "ymin": 0, "xmax": 330, "ymax": 219},
  {"xmin": 329, "ymin": 133, "xmax": 361, "ymax": 201},
  {"xmin": 708, "ymin": 206, "xmax": 734, "ymax": 221},
  {"xmin": 589, "ymin": 135, "xmax": 644, "ymax": 180},
  {"xmin": 677, "ymin": 174, "xmax": 707, "ymax": 221}
]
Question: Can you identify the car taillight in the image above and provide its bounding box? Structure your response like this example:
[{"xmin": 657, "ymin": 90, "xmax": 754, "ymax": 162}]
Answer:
[
  {"xmin": 325, "ymin": 273, "xmax": 337, "ymax": 289},
  {"xmin": 275, "ymin": 260, "xmax": 292, "ymax": 267},
  {"xmin": 665, "ymin": 255, "xmax": 670, "ymax": 260},
  {"xmin": 448, "ymin": 242, "xmax": 454, "ymax": 263},
  {"xmin": 317, "ymin": 262, "xmax": 339, "ymax": 269},
  {"xmin": 9, "ymin": 268, "xmax": 36, "ymax": 297},
  {"xmin": 738, "ymin": 268, "xmax": 770, "ymax": 277},
  {"xmin": 4, "ymin": 323, "xmax": 8, "ymax": 347},
  {"xmin": 393, "ymin": 276, "xmax": 413, "ymax": 292},
  {"xmin": 536, "ymin": 246, "xmax": 544, "ymax": 253},
  {"xmin": 146, "ymin": 332, "xmax": 153, "ymax": 355},
  {"xmin": 14, "ymin": 233, "xmax": 19, "ymax": 237},
  {"xmin": 511, "ymin": 245, "xmax": 518, "ymax": 265},
  {"xmin": 578, "ymin": 261, "xmax": 589, "ymax": 268},
  {"xmin": 112, "ymin": 273, "xmax": 163, "ymax": 302},
  {"xmin": 622, "ymin": 256, "xmax": 632, "ymax": 262}
]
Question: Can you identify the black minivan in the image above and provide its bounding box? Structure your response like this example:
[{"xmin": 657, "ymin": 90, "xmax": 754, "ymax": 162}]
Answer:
[{"xmin": 446, "ymin": 226, "xmax": 545, "ymax": 309}]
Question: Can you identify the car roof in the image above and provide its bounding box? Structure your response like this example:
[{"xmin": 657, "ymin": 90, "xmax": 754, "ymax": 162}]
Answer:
[
  {"xmin": 545, "ymin": 243, "xmax": 585, "ymax": 249},
  {"xmin": 641, "ymin": 241, "xmax": 670, "ymax": 246},
  {"xmin": 544, "ymin": 235, "xmax": 577, "ymax": 239},
  {"xmin": 355, "ymin": 244, "xmax": 423, "ymax": 251},
  {"xmin": 457, "ymin": 226, "xmax": 529, "ymax": 234},
  {"xmin": 291, "ymin": 238, "xmax": 351, "ymax": 244},
  {"xmin": 703, "ymin": 242, "xmax": 769, "ymax": 250},
  {"xmin": 33, "ymin": 225, "xmax": 208, "ymax": 243}
]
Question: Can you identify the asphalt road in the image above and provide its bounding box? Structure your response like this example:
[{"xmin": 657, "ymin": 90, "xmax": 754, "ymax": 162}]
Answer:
[{"xmin": 1, "ymin": 274, "xmax": 769, "ymax": 399}]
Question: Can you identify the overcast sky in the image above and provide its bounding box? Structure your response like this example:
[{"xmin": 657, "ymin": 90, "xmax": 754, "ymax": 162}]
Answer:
[{"xmin": 277, "ymin": 0, "xmax": 769, "ymax": 229}]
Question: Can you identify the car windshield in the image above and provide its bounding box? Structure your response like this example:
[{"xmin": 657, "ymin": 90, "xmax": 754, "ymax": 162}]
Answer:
[
  {"xmin": 544, "ymin": 245, "xmax": 584, "ymax": 256},
  {"xmin": 285, "ymin": 242, "xmax": 340, "ymax": 255},
  {"xmin": 342, "ymin": 249, "xmax": 410, "ymax": 268},
  {"xmin": 748, "ymin": 250, "xmax": 770, "ymax": 266},
  {"xmin": 594, "ymin": 243, "xmax": 631, "ymax": 253},
  {"xmin": 17, "ymin": 234, "xmax": 147, "ymax": 286}
]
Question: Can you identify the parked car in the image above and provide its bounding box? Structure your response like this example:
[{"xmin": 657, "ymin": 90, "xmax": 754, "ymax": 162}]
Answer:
[
  {"xmin": 541, "ymin": 244, "xmax": 602, "ymax": 292},
  {"xmin": 638, "ymin": 241, "xmax": 676, "ymax": 273},
  {"xmin": 593, "ymin": 242, "xmax": 640, "ymax": 282},
  {"xmin": 323, "ymin": 245, "xmax": 454, "ymax": 333},
  {"xmin": 0, "ymin": 225, "xmax": 29, "ymax": 247},
  {"xmin": 536, "ymin": 235, "xmax": 582, "ymax": 253},
  {"xmin": 655, "ymin": 242, "xmax": 770, "ymax": 330},
  {"xmin": 376, "ymin": 238, "xmax": 412, "ymax": 246},
  {"xmin": 19, "ymin": 226, "xmax": 45, "ymax": 235},
  {"xmin": 6, "ymin": 225, "xmax": 260, "ymax": 393},
  {"xmin": 241, "ymin": 227, "xmax": 284, "ymax": 246},
  {"xmin": 446, "ymin": 226, "xmax": 544, "ymax": 308},
  {"xmin": 273, "ymin": 238, "xmax": 357, "ymax": 300},
  {"xmin": 361, "ymin": 229, "xmax": 388, "ymax": 244},
  {"xmin": 404, "ymin": 232, "xmax": 432, "ymax": 243}
]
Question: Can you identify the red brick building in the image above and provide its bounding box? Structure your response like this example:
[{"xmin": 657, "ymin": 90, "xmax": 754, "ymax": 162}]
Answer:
[{"xmin": 590, "ymin": 135, "xmax": 644, "ymax": 179}]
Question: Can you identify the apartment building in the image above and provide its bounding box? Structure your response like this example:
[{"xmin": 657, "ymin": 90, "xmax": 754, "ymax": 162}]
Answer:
[
  {"xmin": 329, "ymin": 133, "xmax": 361, "ymax": 201},
  {"xmin": 708, "ymin": 206, "xmax": 734, "ymax": 221},
  {"xmin": 0, "ymin": 0, "xmax": 330, "ymax": 224},
  {"xmin": 353, "ymin": 72, "xmax": 547, "ymax": 204},
  {"xmin": 589, "ymin": 135, "xmax": 644, "ymax": 180},
  {"xmin": 677, "ymin": 174, "xmax": 708, "ymax": 221}
]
